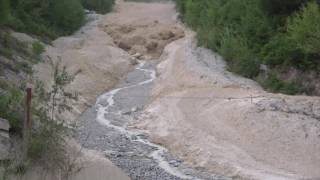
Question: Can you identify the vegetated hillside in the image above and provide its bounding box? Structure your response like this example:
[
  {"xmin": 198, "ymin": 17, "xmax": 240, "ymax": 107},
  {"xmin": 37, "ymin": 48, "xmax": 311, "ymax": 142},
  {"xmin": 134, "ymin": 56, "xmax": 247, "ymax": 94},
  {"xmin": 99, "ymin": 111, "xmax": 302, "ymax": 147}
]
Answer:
[
  {"xmin": 0, "ymin": 0, "xmax": 115, "ymax": 128},
  {"xmin": 0, "ymin": 0, "xmax": 115, "ymax": 177},
  {"xmin": 176, "ymin": 0, "xmax": 320, "ymax": 96},
  {"xmin": 0, "ymin": 0, "xmax": 114, "ymax": 39}
]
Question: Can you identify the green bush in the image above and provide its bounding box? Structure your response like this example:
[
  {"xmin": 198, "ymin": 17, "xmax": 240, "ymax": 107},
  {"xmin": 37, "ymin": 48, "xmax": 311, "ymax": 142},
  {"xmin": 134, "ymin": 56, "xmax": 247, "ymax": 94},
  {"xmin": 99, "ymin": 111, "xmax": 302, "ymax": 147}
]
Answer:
[
  {"xmin": 260, "ymin": 74, "xmax": 303, "ymax": 95},
  {"xmin": 260, "ymin": 34, "xmax": 304, "ymax": 67},
  {"xmin": 287, "ymin": 1, "xmax": 320, "ymax": 56},
  {"xmin": 6, "ymin": 0, "xmax": 85, "ymax": 39},
  {"xmin": 81, "ymin": 0, "xmax": 115, "ymax": 14},
  {"xmin": 28, "ymin": 119, "xmax": 66, "ymax": 169},
  {"xmin": 260, "ymin": 0, "xmax": 308, "ymax": 15},
  {"xmin": 0, "ymin": 82, "xmax": 23, "ymax": 132},
  {"xmin": 32, "ymin": 41, "xmax": 45, "ymax": 58},
  {"xmin": 49, "ymin": 0, "xmax": 85, "ymax": 34},
  {"xmin": 0, "ymin": 0, "xmax": 10, "ymax": 25},
  {"xmin": 176, "ymin": 0, "xmax": 320, "ymax": 95},
  {"xmin": 218, "ymin": 30, "xmax": 259, "ymax": 78}
]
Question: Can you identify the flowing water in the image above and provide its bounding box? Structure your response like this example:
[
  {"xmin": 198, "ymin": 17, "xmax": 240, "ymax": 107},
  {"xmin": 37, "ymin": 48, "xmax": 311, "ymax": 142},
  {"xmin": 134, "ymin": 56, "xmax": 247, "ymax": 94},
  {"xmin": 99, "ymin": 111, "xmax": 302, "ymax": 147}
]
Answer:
[{"xmin": 77, "ymin": 60, "xmax": 227, "ymax": 180}]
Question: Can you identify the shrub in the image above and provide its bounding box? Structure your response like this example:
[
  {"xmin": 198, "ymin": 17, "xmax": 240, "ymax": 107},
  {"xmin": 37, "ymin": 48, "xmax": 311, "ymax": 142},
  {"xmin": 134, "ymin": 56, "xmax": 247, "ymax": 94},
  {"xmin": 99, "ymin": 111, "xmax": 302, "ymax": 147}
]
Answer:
[
  {"xmin": 218, "ymin": 29, "xmax": 259, "ymax": 78},
  {"xmin": 0, "ymin": 0, "xmax": 10, "ymax": 25},
  {"xmin": 175, "ymin": 0, "xmax": 186, "ymax": 18},
  {"xmin": 6, "ymin": 0, "xmax": 85, "ymax": 39},
  {"xmin": 32, "ymin": 41, "xmax": 45, "ymax": 60},
  {"xmin": 27, "ymin": 59, "xmax": 78, "ymax": 169},
  {"xmin": 81, "ymin": 0, "xmax": 115, "ymax": 14},
  {"xmin": 260, "ymin": 34, "xmax": 305, "ymax": 67},
  {"xmin": 287, "ymin": 1, "xmax": 320, "ymax": 56},
  {"xmin": 260, "ymin": 74, "xmax": 303, "ymax": 95},
  {"xmin": 49, "ymin": 0, "xmax": 85, "ymax": 34},
  {"xmin": 0, "ymin": 82, "xmax": 23, "ymax": 133},
  {"xmin": 176, "ymin": 0, "xmax": 319, "ymax": 95},
  {"xmin": 260, "ymin": 0, "xmax": 308, "ymax": 15}
]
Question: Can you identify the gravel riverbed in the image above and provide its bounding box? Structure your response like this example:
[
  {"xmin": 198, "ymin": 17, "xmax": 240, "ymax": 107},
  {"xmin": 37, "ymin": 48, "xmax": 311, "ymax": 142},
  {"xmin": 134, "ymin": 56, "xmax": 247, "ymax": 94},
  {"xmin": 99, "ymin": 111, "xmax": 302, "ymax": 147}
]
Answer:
[{"xmin": 76, "ymin": 61, "xmax": 228, "ymax": 180}]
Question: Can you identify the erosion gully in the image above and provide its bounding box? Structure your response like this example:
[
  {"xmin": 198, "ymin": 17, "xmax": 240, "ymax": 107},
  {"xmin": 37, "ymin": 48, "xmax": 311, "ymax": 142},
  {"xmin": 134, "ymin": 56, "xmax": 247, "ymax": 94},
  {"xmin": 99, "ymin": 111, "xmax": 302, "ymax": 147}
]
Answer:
[{"xmin": 76, "ymin": 60, "xmax": 228, "ymax": 180}]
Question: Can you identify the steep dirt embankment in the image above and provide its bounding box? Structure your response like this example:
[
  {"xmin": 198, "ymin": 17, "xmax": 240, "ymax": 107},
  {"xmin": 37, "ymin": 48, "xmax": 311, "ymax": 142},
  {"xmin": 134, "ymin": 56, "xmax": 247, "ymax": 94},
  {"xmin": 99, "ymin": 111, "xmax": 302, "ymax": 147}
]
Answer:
[
  {"xmin": 34, "ymin": 14, "xmax": 135, "ymax": 123},
  {"xmin": 135, "ymin": 30, "xmax": 320, "ymax": 180},
  {"xmin": 30, "ymin": 7, "xmax": 136, "ymax": 180}
]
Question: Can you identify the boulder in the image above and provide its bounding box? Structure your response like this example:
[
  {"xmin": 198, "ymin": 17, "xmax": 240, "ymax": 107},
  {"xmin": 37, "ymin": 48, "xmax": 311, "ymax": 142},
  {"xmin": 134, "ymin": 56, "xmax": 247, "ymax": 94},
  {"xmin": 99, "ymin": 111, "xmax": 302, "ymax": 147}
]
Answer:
[{"xmin": 0, "ymin": 118, "xmax": 10, "ymax": 160}]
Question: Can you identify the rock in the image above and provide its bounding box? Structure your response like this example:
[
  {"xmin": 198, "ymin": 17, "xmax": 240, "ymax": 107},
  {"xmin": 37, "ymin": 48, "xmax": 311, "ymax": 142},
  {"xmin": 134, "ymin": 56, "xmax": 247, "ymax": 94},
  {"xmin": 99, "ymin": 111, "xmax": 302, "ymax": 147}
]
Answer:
[
  {"xmin": 118, "ymin": 41, "xmax": 132, "ymax": 51},
  {"xmin": 122, "ymin": 110, "xmax": 132, "ymax": 115},
  {"xmin": 146, "ymin": 41, "xmax": 158, "ymax": 51},
  {"xmin": 132, "ymin": 53, "xmax": 142, "ymax": 59},
  {"xmin": 159, "ymin": 30, "xmax": 175, "ymax": 40},
  {"xmin": 10, "ymin": 32, "xmax": 35, "ymax": 44},
  {"xmin": 137, "ymin": 134, "xmax": 147, "ymax": 139},
  {"xmin": 129, "ymin": 36, "xmax": 146, "ymax": 46},
  {"xmin": 130, "ymin": 58, "xmax": 139, "ymax": 65},
  {"xmin": 0, "ymin": 118, "xmax": 10, "ymax": 160},
  {"xmin": 131, "ymin": 107, "xmax": 139, "ymax": 113},
  {"xmin": 260, "ymin": 64, "xmax": 269, "ymax": 72},
  {"xmin": 131, "ymin": 135, "xmax": 138, "ymax": 141},
  {"xmin": 169, "ymin": 160, "xmax": 181, "ymax": 167},
  {"xmin": 0, "ymin": 118, "xmax": 10, "ymax": 131}
]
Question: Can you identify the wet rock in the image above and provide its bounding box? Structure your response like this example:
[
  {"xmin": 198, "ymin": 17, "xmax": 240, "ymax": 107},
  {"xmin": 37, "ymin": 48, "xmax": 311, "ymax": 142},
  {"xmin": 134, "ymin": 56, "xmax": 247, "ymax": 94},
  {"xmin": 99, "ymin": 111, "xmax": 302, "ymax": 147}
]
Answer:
[
  {"xmin": 136, "ymin": 134, "xmax": 148, "ymax": 139},
  {"xmin": 131, "ymin": 107, "xmax": 139, "ymax": 113},
  {"xmin": 169, "ymin": 160, "xmax": 181, "ymax": 167},
  {"xmin": 131, "ymin": 135, "xmax": 138, "ymax": 141}
]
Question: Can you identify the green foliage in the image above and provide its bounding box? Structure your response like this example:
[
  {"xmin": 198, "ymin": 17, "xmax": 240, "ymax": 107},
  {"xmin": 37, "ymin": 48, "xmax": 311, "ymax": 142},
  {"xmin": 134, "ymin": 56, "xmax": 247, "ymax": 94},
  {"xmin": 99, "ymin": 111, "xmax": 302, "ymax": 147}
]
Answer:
[
  {"xmin": 81, "ymin": 0, "xmax": 115, "ymax": 14},
  {"xmin": 260, "ymin": 34, "xmax": 302, "ymax": 66},
  {"xmin": 32, "ymin": 41, "xmax": 45, "ymax": 60},
  {"xmin": 219, "ymin": 30, "xmax": 260, "ymax": 78},
  {"xmin": 175, "ymin": 0, "xmax": 185, "ymax": 18},
  {"xmin": 0, "ymin": 47, "xmax": 13, "ymax": 58},
  {"xmin": 0, "ymin": 81, "xmax": 23, "ymax": 132},
  {"xmin": 1, "ymin": 0, "xmax": 117, "ymax": 39},
  {"xmin": 179, "ymin": 0, "xmax": 268, "ymax": 78},
  {"xmin": 28, "ymin": 58, "xmax": 78, "ymax": 169},
  {"xmin": 287, "ymin": 1, "xmax": 320, "ymax": 56},
  {"xmin": 260, "ymin": 0, "xmax": 308, "ymax": 15},
  {"xmin": 49, "ymin": 0, "xmax": 85, "ymax": 34},
  {"xmin": 260, "ymin": 74, "xmax": 303, "ymax": 95},
  {"xmin": 0, "ymin": 0, "xmax": 10, "ymax": 25},
  {"xmin": 0, "ymin": 59, "xmax": 78, "ymax": 178},
  {"xmin": 176, "ymin": 0, "xmax": 320, "ymax": 95},
  {"xmin": 5, "ymin": 0, "xmax": 85, "ymax": 39}
]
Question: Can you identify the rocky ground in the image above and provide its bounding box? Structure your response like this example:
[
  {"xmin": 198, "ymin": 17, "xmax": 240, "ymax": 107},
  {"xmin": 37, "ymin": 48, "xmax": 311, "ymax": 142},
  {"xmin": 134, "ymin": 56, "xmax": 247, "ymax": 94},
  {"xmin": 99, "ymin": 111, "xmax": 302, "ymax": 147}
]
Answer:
[{"xmin": 76, "ymin": 60, "xmax": 229, "ymax": 180}]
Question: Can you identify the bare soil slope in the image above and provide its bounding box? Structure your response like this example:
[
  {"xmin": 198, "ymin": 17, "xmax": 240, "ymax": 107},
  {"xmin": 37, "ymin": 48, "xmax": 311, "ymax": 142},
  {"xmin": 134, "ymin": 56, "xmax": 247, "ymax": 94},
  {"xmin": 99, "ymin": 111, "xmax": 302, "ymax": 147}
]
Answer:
[
  {"xmin": 104, "ymin": 0, "xmax": 184, "ymax": 60},
  {"xmin": 136, "ymin": 30, "xmax": 320, "ymax": 180},
  {"xmin": 34, "ymin": 14, "xmax": 135, "ymax": 123}
]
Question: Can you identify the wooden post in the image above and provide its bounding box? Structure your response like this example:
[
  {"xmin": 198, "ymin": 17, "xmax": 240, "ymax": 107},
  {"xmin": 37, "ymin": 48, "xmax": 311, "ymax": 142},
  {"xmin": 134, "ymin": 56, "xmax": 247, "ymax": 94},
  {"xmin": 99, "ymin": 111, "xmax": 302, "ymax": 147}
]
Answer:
[
  {"xmin": 22, "ymin": 85, "xmax": 32, "ymax": 161},
  {"xmin": 25, "ymin": 87, "xmax": 32, "ymax": 129}
]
